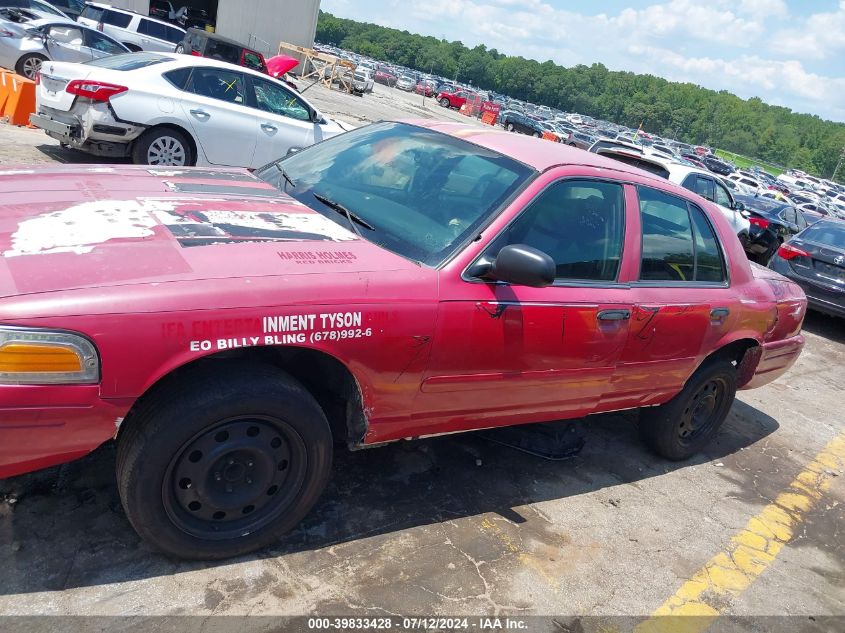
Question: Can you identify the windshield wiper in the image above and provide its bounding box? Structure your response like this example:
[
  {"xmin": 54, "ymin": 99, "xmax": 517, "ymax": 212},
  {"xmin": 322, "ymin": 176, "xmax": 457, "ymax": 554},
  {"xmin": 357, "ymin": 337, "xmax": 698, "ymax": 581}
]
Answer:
[
  {"xmin": 313, "ymin": 193, "xmax": 375, "ymax": 237},
  {"xmin": 271, "ymin": 162, "xmax": 296, "ymax": 191}
]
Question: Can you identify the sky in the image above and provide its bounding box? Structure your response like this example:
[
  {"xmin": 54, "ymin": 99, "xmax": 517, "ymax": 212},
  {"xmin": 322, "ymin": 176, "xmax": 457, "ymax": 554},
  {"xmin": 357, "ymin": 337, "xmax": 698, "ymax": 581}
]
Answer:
[{"xmin": 320, "ymin": 0, "xmax": 845, "ymax": 122}]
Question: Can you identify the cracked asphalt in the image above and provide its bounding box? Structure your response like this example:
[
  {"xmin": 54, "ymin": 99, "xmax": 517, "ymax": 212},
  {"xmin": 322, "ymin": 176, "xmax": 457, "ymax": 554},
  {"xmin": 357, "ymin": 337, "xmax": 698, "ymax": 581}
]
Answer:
[{"xmin": 0, "ymin": 82, "xmax": 844, "ymax": 630}]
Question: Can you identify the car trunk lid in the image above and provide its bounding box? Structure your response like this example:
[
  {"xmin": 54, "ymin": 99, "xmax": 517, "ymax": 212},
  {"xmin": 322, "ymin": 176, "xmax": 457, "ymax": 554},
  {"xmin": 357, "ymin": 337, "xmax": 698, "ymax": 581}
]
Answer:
[{"xmin": 36, "ymin": 60, "xmax": 95, "ymax": 112}]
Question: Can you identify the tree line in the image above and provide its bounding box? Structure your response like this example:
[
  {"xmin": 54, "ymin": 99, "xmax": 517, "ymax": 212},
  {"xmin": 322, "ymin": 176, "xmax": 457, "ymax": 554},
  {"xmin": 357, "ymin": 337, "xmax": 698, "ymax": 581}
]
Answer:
[{"xmin": 316, "ymin": 11, "xmax": 845, "ymax": 182}]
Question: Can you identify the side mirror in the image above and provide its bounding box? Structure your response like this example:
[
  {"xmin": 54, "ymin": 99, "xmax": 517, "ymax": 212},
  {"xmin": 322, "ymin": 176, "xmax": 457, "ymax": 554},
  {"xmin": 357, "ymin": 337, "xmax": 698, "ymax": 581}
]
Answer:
[
  {"xmin": 489, "ymin": 244, "xmax": 555, "ymax": 288},
  {"xmin": 311, "ymin": 109, "xmax": 322, "ymax": 124}
]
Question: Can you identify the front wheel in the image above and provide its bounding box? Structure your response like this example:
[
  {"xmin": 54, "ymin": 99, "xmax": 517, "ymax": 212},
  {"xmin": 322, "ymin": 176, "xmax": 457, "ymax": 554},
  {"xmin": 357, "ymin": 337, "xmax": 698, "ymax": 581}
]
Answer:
[
  {"xmin": 640, "ymin": 358, "xmax": 737, "ymax": 460},
  {"xmin": 132, "ymin": 127, "xmax": 194, "ymax": 166},
  {"xmin": 116, "ymin": 363, "xmax": 333, "ymax": 559},
  {"xmin": 533, "ymin": 131, "xmax": 541, "ymax": 137},
  {"xmin": 506, "ymin": 123, "xmax": 514, "ymax": 131},
  {"xmin": 439, "ymin": 98, "xmax": 451, "ymax": 108}
]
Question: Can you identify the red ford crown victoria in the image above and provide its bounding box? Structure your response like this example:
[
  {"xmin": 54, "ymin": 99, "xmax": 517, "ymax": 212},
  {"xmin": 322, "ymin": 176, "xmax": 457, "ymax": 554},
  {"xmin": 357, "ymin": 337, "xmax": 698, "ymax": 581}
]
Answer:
[{"xmin": 0, "ymin": 121, "xmax": 805, "ymax": 559}]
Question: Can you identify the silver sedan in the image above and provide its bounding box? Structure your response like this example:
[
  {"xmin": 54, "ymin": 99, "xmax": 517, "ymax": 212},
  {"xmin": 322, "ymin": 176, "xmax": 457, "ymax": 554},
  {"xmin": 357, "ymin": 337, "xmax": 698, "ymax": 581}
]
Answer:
[{"xmin": 0, "ymin": 12, "xmax": 128, "ymax": 79}]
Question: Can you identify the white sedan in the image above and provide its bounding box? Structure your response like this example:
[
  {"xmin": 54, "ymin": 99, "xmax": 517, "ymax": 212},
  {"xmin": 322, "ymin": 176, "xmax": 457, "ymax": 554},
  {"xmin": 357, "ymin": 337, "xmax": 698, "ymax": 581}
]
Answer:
[{"xmin": 30, "ymin": 52, "xmax": 353, "ymax": 168}]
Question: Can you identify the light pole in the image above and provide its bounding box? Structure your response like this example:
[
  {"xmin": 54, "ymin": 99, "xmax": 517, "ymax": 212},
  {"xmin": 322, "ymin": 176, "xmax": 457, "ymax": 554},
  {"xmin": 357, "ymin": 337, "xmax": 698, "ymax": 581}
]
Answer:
[{"xmin": 832, "ymin": 146, "xmax": 845, "ymax": 182}]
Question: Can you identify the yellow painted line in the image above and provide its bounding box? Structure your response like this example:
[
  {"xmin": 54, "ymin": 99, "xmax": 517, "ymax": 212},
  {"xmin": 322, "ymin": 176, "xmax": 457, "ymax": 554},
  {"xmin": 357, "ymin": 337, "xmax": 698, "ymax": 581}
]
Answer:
[{"xmin": 635, "ymin": 432, "xmax": 845, "ymax": 633}]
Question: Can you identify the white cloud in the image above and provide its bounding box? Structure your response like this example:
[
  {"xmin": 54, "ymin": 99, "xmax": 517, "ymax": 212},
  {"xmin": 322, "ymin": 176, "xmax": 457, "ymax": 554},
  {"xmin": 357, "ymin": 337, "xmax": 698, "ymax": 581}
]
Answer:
[{"xmin": 772, "ymin": 0, "xmax": 845, "ymax": 59}]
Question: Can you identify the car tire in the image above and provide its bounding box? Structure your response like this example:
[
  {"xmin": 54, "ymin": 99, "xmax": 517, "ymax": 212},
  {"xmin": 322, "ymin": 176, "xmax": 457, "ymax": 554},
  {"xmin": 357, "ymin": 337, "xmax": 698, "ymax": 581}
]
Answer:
[
  {"xmin": 175, "ymin": 44, "xmax": 185, "ymax": 54},
  {"xmin": 15, "ymin": 53, "xmax": 47, "ymax": 80},
  {"xmin": 439, "ymin": 98, "xmax": 451, "ymax": 108},
  {"xmin": 116, "ymin": 362, "xmax": 334, "ymax": 560},
  {"xmin": 132, "ymin": 127, "xmax": 195, "ymax": 167},
  {"xmin": 533, "ymin": 131, "xmax": 541, "ymax": 137},
  {"xmin": 506, "ymin": 123, "xmax": 514, "ymax": 131},
  {"xmin": 569, "ymin": 142, "xmax": 577, "ymax": 147},
  {"xmin": 640, "ymin": 357, "xmax": 737, "ymax": 461}
]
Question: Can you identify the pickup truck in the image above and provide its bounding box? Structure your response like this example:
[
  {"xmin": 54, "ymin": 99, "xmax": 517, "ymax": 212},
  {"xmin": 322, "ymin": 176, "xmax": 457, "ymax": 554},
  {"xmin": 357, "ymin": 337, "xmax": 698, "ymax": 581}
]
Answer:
[{"xmin": 0, "ymin": 120, "xmax": 806, "ymax": 560}]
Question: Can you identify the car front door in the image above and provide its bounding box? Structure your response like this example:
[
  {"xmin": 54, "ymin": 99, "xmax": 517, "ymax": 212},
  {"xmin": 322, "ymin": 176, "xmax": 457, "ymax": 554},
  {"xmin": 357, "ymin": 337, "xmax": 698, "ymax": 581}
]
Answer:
[
  {"xmin": 611, "ymin": 185, "xmax": 733, "ymax": 407},
  {"xmin": 178, "ymin": 66, "xmax": 257, "ymax": 167},
  {"xmin": 418, "ymin": 177, "xmax": 635, "ymax": 431},
  {"xmin": 247, "ymin": 75, "xmax": 316, "ymax": 168},
  {"xmin": 44, "ymin": 24, "xmax": 93, "ymax": 64}
]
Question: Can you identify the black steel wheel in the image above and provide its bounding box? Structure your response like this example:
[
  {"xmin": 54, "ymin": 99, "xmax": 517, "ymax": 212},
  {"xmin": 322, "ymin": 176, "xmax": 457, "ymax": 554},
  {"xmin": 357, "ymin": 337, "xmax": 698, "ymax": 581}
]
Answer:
[
  {"xmin": 640, "ymin": 357, "xmax": 737, "ymax": 460},
  {"xmin": 163, "ymin": 416, "xmax": 308, "ymax": 540},
  {"xmin": 116, "ymin": 362, "xmax": 333, "ymax": 560}
]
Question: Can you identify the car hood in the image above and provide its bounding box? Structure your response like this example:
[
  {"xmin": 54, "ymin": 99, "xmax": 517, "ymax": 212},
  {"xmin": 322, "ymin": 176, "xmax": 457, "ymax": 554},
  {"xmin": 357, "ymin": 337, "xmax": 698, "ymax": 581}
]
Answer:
[{"xmin": 0, "ymin": 165, "xmax": 417, "ymax": 303}]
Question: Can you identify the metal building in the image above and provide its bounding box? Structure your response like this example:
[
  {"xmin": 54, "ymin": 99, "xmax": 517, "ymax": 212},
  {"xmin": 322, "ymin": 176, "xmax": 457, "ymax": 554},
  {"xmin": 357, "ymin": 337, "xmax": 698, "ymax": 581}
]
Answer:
[{"xmin": 107, "ymin": 0, "xmax": 321, "ymax": 54}]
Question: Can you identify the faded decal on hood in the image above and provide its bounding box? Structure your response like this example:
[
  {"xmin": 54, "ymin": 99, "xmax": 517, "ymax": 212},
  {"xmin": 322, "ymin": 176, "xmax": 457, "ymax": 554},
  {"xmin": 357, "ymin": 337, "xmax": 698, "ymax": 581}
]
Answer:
[
  {"xmin": 153, "ymin": 209, "xmax": 356, "ymax": 247},
  {"xmin": 4, "ymin": 199, "xmax": 170, "ymax": 257}
]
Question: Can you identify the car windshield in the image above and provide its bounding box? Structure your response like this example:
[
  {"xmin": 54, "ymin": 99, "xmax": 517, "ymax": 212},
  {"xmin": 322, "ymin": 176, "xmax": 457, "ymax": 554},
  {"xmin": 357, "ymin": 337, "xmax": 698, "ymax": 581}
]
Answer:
[
  {"xmin": 256, "ymin": 122, "xmax": 535, "ymax": 267},
  {"xmin": 799, "ymin": 222, "xmax": 845, "ymax": 249}
]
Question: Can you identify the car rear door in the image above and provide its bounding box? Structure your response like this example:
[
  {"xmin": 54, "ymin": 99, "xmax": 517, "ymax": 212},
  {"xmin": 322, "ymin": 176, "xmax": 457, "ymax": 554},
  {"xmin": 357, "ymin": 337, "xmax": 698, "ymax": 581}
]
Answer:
[
  {"xmin": 419, "ymin": 177, "xmax": 635, "ymax": 428},
  {"xmin": 81, "ymin": 28, "xmax": 127, "ymax": 60},
  {"xmin": 177, "ymin": 66, "xmax": 257, "ymax": 167},
  {"xmin": 611, "ymin": 184, "xmax": 734, "ymax": 407}
]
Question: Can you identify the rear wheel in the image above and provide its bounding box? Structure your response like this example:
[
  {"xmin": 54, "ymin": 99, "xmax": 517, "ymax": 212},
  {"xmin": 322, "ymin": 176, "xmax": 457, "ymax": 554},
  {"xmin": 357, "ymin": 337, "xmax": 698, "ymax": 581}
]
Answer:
[
  {"xmin": 175, "ymin": 44, "xmax": 185, "ymax": 54},
  {"xmin": 116, "ymin": 363, "xmax": 333, "ymax": 560},
  {"xmin": 640, "ymin": 358, "xmax": 737, "ymax": 460},
  {"xmin": 569, "ymin": 142, "xmax": 577, "ymax": 146},
  {"xmin": 533, "ymin": 131, "xmax": 541, "ymax": 137},
  {"xmin": 506, "ymin": 122, "xmax": 514, "ymax": 131},
  {"xmin": 439, "ymin": 98, "xmax": 450, "ymax": 108},
  {"xmin": 132, "ymin": 127, "xmax": 194, "ymax": 166},
  {"xmin": 15, "ymin": 53, "xmax": 47, "ymax": 80}
]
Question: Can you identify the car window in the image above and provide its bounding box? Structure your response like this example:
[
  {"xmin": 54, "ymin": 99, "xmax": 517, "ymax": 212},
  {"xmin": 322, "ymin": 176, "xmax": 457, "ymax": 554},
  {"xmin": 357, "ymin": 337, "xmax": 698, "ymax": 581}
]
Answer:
[
  {"xmin": 713, "ymin": 181, "xmax": 732, "ymax": 207},
  {"xmin": 494, "ymin": 180, "xmax": 625, "ymax": 282},
  {"xmin": 796, "ymin": 211, "xmax": 808, "ymax": 230},
  {"xmin": 80, "ymin": 5, "xmax": 104, "ymax": 21},
  {"xmin": 689, "ymin": 203, "xmax": 726, "ymax": 282},
  {"xmin": 102, "ymin": 9, "xmax": 132, "ymax": 28},
  {"xmin": 782, "ymin": 207, "xmax": 797, "ymax": 223},
  {"xmin": 162, "ymin": 23, "xmax": 184, "ymax": 44},
  {"xmin": 163, "ymin": 67, "xmax": 191, "ymax": 89},
  {"xmin": 205, "ymin": 39, "xmax": 239, "ymax": 64},
  {"xmin": 242, "ymin": 50, "xmax": 266, "ymax": 72},
  {"xmin": 188, "ymin": 67, "xmax": 245, "ymax": 104},
  {"xmin": 691, "ymin": 175, "xmax": 714, "ymax": 202},
  {"xmin": 639, "ymin": 186, "xmax": 695, "ymax": 282},
  {"xmin": 250, "ymin": 77, "xmax": 310, "ymax": 121},
  {"xmin": 48, "ymin": 25, "xmax": 83, "ymax": 46},
  {"xmin": 82, "ymin": 29, "xmax": 124, "ymax": 54}
]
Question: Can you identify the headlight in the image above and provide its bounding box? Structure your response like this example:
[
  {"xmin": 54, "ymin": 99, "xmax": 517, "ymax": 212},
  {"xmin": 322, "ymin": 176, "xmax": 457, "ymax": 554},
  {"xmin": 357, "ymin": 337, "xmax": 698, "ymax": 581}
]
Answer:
[{"xmin": 0, "ymin": 327, "xmax": 100, "ymax": 385}]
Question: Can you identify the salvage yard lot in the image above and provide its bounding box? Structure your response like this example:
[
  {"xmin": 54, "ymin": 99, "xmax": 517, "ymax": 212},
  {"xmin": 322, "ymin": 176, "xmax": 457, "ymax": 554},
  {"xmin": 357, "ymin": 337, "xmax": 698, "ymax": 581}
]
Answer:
[{"xmin": 1, "ymin": 82, "xmax": 844, "ymax": 627}]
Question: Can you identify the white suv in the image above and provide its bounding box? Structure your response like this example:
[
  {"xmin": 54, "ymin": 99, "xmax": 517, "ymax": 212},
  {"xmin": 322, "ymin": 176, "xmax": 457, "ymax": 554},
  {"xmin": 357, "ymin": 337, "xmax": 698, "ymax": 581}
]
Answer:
[{"xmin": 77, "ymin": 2, "xmax": 184, "ymax": 52}]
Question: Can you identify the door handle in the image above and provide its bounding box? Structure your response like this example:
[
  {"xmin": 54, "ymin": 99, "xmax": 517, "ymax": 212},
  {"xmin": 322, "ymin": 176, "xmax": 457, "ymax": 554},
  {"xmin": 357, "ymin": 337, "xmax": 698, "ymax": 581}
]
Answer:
[
  {"xmin": 597, "ymin": 309, "xmax": 631, "ymax": 322},
  {"xmin": 261, "ymin": 123, "xmax": 278, "ymax": 132},
  {"xmin": 190, "ymin": 109, "xmax": 210, "ymax": 119},
  {"xmin": 710, "ymin": 307, "xmax": 730, "ymax": 320}
]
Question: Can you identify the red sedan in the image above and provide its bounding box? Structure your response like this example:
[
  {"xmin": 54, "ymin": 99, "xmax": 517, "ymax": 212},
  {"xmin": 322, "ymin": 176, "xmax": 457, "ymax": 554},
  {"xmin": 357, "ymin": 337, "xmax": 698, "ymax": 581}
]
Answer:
[{"xmin": 0, "ymin": 120, "xmax": 805, "ymax": 559}]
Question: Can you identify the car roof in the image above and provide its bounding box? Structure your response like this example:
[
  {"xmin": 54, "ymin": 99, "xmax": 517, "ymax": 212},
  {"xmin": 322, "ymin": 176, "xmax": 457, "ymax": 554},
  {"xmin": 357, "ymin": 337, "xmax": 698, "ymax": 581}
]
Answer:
[
  {"xmin": 186, "ymin": 27, "xmax": 254, "ymax": 50},
  {"xmin": 85, "ymin": 1, "xmax": 184, "ymax": 28}
]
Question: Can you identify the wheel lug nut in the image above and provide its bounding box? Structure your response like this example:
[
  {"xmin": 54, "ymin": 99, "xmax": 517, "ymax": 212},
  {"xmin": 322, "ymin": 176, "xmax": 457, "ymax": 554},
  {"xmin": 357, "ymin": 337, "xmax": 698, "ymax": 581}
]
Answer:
[
  {"xmin": 227, "ymin": 458, "xmax": 235, "ymax": 465},
  {"xmin": 247, "ymin": 460, "xmax": 254, "ymax": 467},
  {"xmin": 246, "ymin": 478, "xmax": 252, "ymax": 484},
  {"xmin": 214, "ymin": 472, "xmax": 222, "ymax": 481}
]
